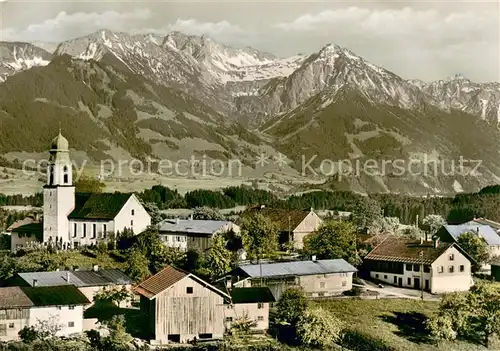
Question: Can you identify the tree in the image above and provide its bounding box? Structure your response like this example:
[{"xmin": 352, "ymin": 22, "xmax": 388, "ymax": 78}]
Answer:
[
  {"xmin": 74, "ymin": 174, "xmax": 105, "ymax": 193},
  {"xmin": 94, "ymin": 286, "xmax": 132, "ymax": 307},
  {"xmin": 352, "ymin": 197, "xmax": 382, "ymax": 230},
  {"xmin": 297, "ymin": 307, "xmax": 343, "ymax": 348},
  {"xmin": 303, "ymin": 220, "xmax": 360, "ymax": 265},
  {"xmin": 203, "ymin": 234, "xmax": 234, "ymax": 280},
  {"xmin": 274, "ymin": 287, "xmax": 308, "ymax": 344},
  {"xmin": 369, "ymin": 216, "xmax": 400, "ymax": 234},
  {"xmin": 399, "ymin": 225, "xmax": 424, "ymax": 239},
  {"xmin": 422, "ymin": 214, "xmax": 446, "ymax": 237},
  {"xmin": 140, "ymin": 201, "xmax": 164, "ymax": 225},
  {"xmin": 427, "ymin": 282, "xmax": 500, "ymax": 347},
  {"xmin": 126, "ymin": 248, "xmax": 150, "ymax": 281},
  {"xmin": 192, "ymin": 206, "xmax": 224, "ymax": 220},
  {"xmin": 105, "ymin": 315, "xmax": 133, "ymax": 347},
  {"xmin": 240, "ymin": 214, "xmax": 278, "ymax": 258},
  {"xmin": 457, "ymin": 232, "xmax": 489, "ymax": 271}
]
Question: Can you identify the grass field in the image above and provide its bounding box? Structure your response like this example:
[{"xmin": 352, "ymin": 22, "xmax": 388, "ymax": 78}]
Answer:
[{"xmin": 315, "ymin": 298, "xmax": 499, "ymax": 351}]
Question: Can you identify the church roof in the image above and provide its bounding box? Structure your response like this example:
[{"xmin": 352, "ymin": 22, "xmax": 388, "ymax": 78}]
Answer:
[
  {"xmin": 68, "ymin": 192, "xmax": 132, "ymax": 220},
  {"xmin": 50, "ymin": 132, "xmax": 69, "ymax": 151}
]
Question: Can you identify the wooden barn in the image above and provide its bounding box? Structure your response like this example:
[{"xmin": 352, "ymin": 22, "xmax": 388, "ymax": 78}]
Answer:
[{"xmin": 134, "ymin": 265, "xmax": 230, "ymax": 344}]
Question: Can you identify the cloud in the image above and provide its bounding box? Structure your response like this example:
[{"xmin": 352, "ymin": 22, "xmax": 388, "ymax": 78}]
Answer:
[
  {"xmin": 1, "ymin": 9, "xmax": 153, "ymax": 42},
  {"xmin": 165, "ymin": 18, "xmax": 243, "ymax": 37}
]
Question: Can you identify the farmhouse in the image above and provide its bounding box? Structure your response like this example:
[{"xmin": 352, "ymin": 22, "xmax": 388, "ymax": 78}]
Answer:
[
  {"xmin": 8, "ymin": 266, "xmax": 133, "ymax": 308},
  {"xmin": 224, "ymin": 287, "xmax": 275, "ymax": 332},
  {"xmin": 239, "ymin": 206, "xmax": 322, "ymax": 249},
  {"xmin": 134, "ymin": 265, "xmax": 230, "ymax": 344},
  {"xmin": 364, "ymin": 237, "xmax": 474, "ymax": 294},
  {"xmin": 0, "ymin": 285, "xmax": 90, "ymax": 341},
  {"xmin": 8, "ymin": 131, "xmax": 151, "ymax": 252},
  {"xmin": 437, "ymin": 223, "xmax": 500, "ymax": 261},
  {"xmin": 158, "ymin": 218, "xmax": 239, "ymax": 251},
  {"xmin": 229, "ymin": 258, "xmax": 357, "ymax": 300}
]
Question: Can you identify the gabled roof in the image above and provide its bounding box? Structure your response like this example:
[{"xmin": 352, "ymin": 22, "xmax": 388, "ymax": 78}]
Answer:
[
  {"xmin": 158, "ymin": 219, "xmax": 234, "ymax": 236},
  {"xmin": 68, "ymin": 192, "xmax": 132, "ymax": 220},
  {"xmin": 20, "ymin": 285, "xmax": 90, "ymax": 306},
  {"xmin": 0, "ymin": 287, "xmax": 34, "ymax": 308},
  {"xmin": 230, "ymin": 287, "xmax": 276, "ymax": 304},
  {"xmin": 17, "ymin": 269, "xmax": 133, "ymax": 287},
  {"xmin": 364, "ymin": 237, "xmax": 469, "ymax": 265},
  {"xmin": 234, "ymin": 259, "xmax": 357, "ymax": 279},
  {"xmin": 7, "ymin": 216, "xmax": 41, "ymax": 232},
  {"xmin": 442, "ymin": 224, "xmax": 500, "ymax": 246},
  {"xmin": 134, "ymin": 265, "xmax": 230, "ymax": 300},
  {"xmin": 239, "ymin": 206, "xmax": 315, "ymax": 231},
  {"xmin": 466, "ymin": 218, "xmax": 500, "ymax": 231}
]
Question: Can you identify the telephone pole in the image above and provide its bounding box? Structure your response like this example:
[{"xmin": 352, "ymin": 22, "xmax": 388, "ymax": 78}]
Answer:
[{"xmin": 419, "ymin": 250, "xmax": 424, "ymax": 300}]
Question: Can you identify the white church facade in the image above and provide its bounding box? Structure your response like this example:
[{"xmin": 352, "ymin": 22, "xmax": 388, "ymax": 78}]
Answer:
[{"xmin": 9, "ymin": 132, "xmax": 151, "ymax": 251}]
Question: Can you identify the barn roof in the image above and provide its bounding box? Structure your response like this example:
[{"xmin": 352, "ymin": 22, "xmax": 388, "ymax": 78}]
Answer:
[
  {"xmin": 158, "ymin": 219, "xmax": 234, "ymax": 236},
  {"xmin": 235, "ymin": 259, "xmax": 357, "ymax": 279},
  {"xmin": 230, "ymin": 287, "xmax": 276, "ymax": 304},
  {"xmin": 68, "ymin": 192, "xmax": 132, "ymax": 220},
  {"xmin": 0, "ymin": 287, "xmax": 34, "ymax": 308},
  {"xmin": 134, "ymin": 265, "xmax": 230, "ymax": 300},
  {"xmin": 18, "ymin": 269, "xmax": 133, "ymax": 287},
  {"xmin": 442, "ymin": 224, "xmax": 500, "ymax": 246}
]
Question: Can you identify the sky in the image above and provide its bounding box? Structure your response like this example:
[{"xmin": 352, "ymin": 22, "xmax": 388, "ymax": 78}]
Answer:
[{"xmin": 1, "ymin": 0, "xmax": 499, "ymax": 82}]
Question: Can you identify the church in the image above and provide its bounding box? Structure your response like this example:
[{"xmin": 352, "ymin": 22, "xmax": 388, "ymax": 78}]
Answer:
[{"xmin": 8, "ymin": 132, "xmax": 151, "ymax": 251}]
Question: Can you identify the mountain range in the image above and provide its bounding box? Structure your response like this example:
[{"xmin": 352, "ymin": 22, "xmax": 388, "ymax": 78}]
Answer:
[{"xmin": 1, "ymin": 29, "xmax": 499, "ymax": 195}]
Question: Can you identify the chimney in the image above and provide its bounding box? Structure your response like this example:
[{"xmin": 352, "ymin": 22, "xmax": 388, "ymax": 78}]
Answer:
[
  {"xmin": 310, "ymin": 207, "xmax": 314, "ymax": 213},
  {"xmin": 93, "ymin": 265, "xmax": 99, "ymax": 272},
  {"xmin": 312, "ymin": 255, "xmax": 317, "ymax": 262},
  {"xmin": 32, "ymin": 279, "xmax": 37, "ymax": 287},
  {"xmin": 434, "ymin": 238, "xmax": 439, "ymax": 248},
  {"xmin": 66, "ymin": 272, "xmax": 70, "ymax": 283}
]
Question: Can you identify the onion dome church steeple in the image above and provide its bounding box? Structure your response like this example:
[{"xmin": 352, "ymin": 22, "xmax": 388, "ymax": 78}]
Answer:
[{"xmin": 46, "ymin": 130, "xmax": 72, "ymax": 186}]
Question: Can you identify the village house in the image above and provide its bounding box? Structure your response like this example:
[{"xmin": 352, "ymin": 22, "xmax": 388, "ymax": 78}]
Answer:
[
  {"xmin": 363, "ymin": 237, "xmax": 474, "ymax": 294},
  {"xmin": 437, "ymin": 223, "xmax": 500, "ymax": 262},
  {"xmin": 239, "ymin": 206, "xmax": 323, "ymax": 249},
  {"xmin": 0, "ymin": 285, "xmax": 90, "ymax": 341},
  {"xmin": 8, "ymin": 131, "xmax": 151, "ymax": 252},
  {"xmin": 224, "ymin": 287, "xmax": 275, "ymax": 332},
  {"xmin": 7, "ymin": 266, "xmax": 133, "ymax": 308},
  {"xmin": 228, "ymin": 258, "xmax": 357, "ymax": 300},
  {"xmin": 466, "ymin": 218, "xmax": 500, "ymax": 232},
  {"xmin": 134, "ymin": 265, "xmax": 230, "ymax": 344},
  {"xmin": 158, "ymin": 218, "xmax": 239, "ymax": 251}
]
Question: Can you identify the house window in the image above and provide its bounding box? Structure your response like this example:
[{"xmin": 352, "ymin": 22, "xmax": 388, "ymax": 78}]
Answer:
[
  {"xmin": 73, "ymin": 223, "xmax": 77, "ymax": 238},
  {"xmin": 131, "ymin": 209, "xmax": 135, "ymax": 216},
  {"xmin": 449, "ymin": 254, "xmax": 455, "ymax": 261},
  {"xmin": 407, "ymin": 278, "xmax": 411, "ymax": 285},
  {"xmin": 82, "ymin": 224, "xmax": 86, "ymax": 238},
  {"xmin": 225, "ymin": 317, "xmax": 233, "ymax": 322},
  {"xmin": 257, "ymin": 303, "xmax": 264, "ymax": 309},
  {"xmin": 318, "ymin": 292, "xmax": 325, "ymax": 297},
  {"xmin": 413, "ymin": 265, "xmax": 420, "ymax": 272},
  {"xmin": 384, "ymin": 275, "xmax": 388, "ymax": 279},
  {"xmin": 342, "ymin": 281, "xmax": 347, "ymax": 287},
  {"xmin": 130, "ymin": 220, "xmax": 133, "ymax": 226},
  {"xmin": 460, "ymin": 265, "xmax": 465, "ymax": 272},
  {"xmin": 8, "ymin": 323, "xmax": 14, "ymax": 329},
  {"xmin": 424, "ymin": 265, "xmax": 430, "ymax": 273},
  {"xmin": 438, "ymin": 266, "xmax": 444, "ymax": 273},
  {"xmin": 375, "ymin": 274, "xmax": 379, "ymax": 278},
  {"xmin": 68, "ymin": 321, "xmax": 74, "ymax": 328},
  {"xmin": 69, "ymin": 306, "xmax": 75, "ymax": 310},
  {"xmin": 186, "ymin": 287, "xmax": 193, "ymax": 294},
  {"xmin": 92, "ymin": 224, "xmax": 97, "ymax": 239},
  {"xmin": 449, "ymin": 266, "xmax": 454, "ymax": 273},
  {"xmin": 257, "ymin": 316, "xmax": 264, "ymax": 321},
  {"xmin": 406, "ymin": 264, "xmax": 412, "ymax": 271},
  {"xmin": 393, "ymin": 276, "xmax": 397, "ymax": 284},
  {"xmin": 103, "ymin": 224, "xmax": 107, "ymax": 238},
  {"xmin": 320, "ymin": 282, "xmax": 325, "ymax": 288}
]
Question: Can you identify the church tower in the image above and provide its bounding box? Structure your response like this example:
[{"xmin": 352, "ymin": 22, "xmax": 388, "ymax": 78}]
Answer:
[{"xmin": 43, "ymin": 131, "xmax": 75, "ymax": 245}]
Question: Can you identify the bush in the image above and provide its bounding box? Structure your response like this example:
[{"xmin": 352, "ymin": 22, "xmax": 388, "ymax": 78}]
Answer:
[{"xmin": 341, "ymin": 330, "xmax": 395, "ymax": 351}]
